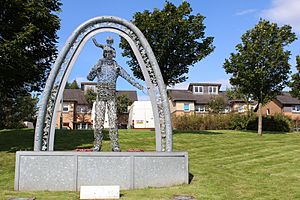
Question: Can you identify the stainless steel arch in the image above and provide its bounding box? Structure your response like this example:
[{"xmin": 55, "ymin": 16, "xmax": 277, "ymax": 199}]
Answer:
[{"xmin": 34, "ymin": 16, "xmax": 172, "ymax": 152}]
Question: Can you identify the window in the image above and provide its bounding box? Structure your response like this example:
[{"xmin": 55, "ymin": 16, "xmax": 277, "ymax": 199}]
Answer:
[
  {"xmin": 195, "ymin": 105, "xmax": 207, "ymax": 113},
  {"xmin": 266, "ymin": 109, "xmax": 270, "ymax": 116},
  {"xmin": 184, "ymin": 104, "xmax": 190, "ymax": 111},
  {"xmin": 238, "ymin": 105, "xmax": 245, "ymax": 113},
  {"xmin": 77, "ymin": 106, "xmax": 87, "ymax": 113},
  {"xmin": 193, "ymin": 86, "xmax": 203, "ymax": 94},
  {"xmin": 292, "ymin": 105, "xmax": 300, "ymax": 112},
  {"xmin": 224, "ymin": 106, "xmax": 231, "ymax": 113},
  {"xmin": 208, "ymin": 86, "xmax": 218, "ymax": 94},
  {"xmin": 63, "ymin": 105, "xmax": 69, "ymax": 112}
]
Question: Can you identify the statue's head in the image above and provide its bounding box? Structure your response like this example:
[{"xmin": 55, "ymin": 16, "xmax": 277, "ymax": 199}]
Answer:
[
  {"xmin": 103, "ymin": 36, "xmax": 116, "ymax": 60},
  {"xmin": 106, "ymin": 36, "xmax": 113, "ymax": 46}
]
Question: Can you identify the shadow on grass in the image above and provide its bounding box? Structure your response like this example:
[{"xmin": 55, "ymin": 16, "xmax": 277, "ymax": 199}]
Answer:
[
  {"xmin": 0, "ymin": 129, "xmax": 34, "ymax": 152},
  {"xmin": 235, "ymin": 129, "xmax": 290, "ymax": 134},
  {"xmin": 189, "ymin": 173, "xmax": 194, "ymax": 184},
  {"xmin": 54, "ymin": 129, "xmax": 110, "ymax": 151},
  {"xmin": 0, "ymin": 129, "xmax": 110, "ymax": 152},
  {"xmin": 173, "ymin": 130, "xmax": 223, "ymax": 135}
]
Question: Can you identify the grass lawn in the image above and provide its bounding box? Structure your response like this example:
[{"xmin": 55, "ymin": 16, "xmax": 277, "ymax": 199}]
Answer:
[{"xmin": 0, "ymin": 129, "xmax": 300, "ymax": 199}]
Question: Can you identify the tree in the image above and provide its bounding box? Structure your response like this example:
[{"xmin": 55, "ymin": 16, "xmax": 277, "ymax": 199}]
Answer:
[
  {"xmin": 84, "ymin": 89, "xmax": 96, "ymax": 108},
  {"xmin": 223, "ymin": 19, "xmax": 296, "ymax": 136},
  {"xmin": 119, "ymin": 1, "xmax": 214, "ymax": 86},
  {"xmin": 84, "ymin": 89, "xmax": 133, "ymax": 114},
  {"xmin": 116, "ymin": 94, "xmax": 133, "ymax": 114},
  {"xmin": 0, "ymin": 95, "xmax": 38, "ymax": 129},
  {"xmin": 289, "ymin": 56, "xmax": 300, "ymax": 99},
  {"xmin": 69, "ymin": 80, "xmax": 80, "ymax": 89},
  {"xmin": 226, "ymin": 86, "xmax": 253, "ymax": 116},
  {"xmin": 208, "ymin": 96, "xmax": 226, "ymax": 114},
  {"xmin": 0, "ymin": 0, "xmax": 61, "ymax": 129}
]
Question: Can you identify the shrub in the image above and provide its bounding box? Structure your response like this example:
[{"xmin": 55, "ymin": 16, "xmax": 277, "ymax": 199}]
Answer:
[
  {"xmin": 172, "ymin": 113, "xmax": 293, "ymax": 132},
  {"xmin": 172, "ymin": 114, "xmax": 232, "ymax": 131},
  {"xmin": 246, "ymin": 114, "xmax": 293, "ymax": 132}
]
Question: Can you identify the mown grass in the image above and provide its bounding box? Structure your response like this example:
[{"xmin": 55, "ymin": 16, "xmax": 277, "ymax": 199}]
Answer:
[{"xmin": 0, "ymin": 129, "xmax": 300, "ymax": 199}]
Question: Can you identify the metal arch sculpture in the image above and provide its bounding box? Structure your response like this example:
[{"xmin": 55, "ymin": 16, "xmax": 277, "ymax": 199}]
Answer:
[{"xmin": 34, "ymin": 16, "xmax": 173, "ymax": 152}]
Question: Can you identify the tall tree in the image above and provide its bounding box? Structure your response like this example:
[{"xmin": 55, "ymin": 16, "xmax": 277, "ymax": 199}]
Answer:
[
  {"xmin": 223, "ymin": 19, "xmax": 296, "ymax": 135},
  {"xmin": 226, "ymin": 86, "xmax": 253, "ymax": 116},
  {"xmin": 69, "ymin": 80, "xmax": 80, "ymax": 89},
  {"xmin": 116, "ymin": 94, "xmax": 133, "ymax": 114},
  {"xmin": 0, "ymin": 0, "xmax": 61, "ymax": 129},
  {"xmin": 119, "ymin": 1, "xmax": 214, "ymax": 86},
  {"xmin": 84, "ymin": 89, "xmax": 96, "ymax": 108},
  {"xmin": 0, "ymin": 94, "xmax": 38, "ymax": 129},
  {"xmin": 208, "ymin": 96, "xmax": 226, "ymax": 114},
  {"xmin": 289, "ymin": 56, "xmax": 300, "ymax": 99}
]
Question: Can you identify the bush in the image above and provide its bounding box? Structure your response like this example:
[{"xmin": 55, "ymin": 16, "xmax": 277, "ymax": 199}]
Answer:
[
  {"xmin": 172, "ymin": 113, "xmax": 293, "ymax": 132},
  {"xmin": 246, "ymin": 114, "xmax": 293, "ymax": 132},
  {"xmin": 173, "ymin": 114, "xmax": 233, "ymax": 131}
]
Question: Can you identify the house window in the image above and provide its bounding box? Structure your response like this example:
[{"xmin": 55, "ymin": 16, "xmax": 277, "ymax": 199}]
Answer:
[
  {"xmin": 193, "ymin": 86, "xmax": 203, "ymax": 94},
  {"xmin": 224, "ymin": 106, "xmax": 231, "ymax": 113},
  {"xmin": 208, "ymin": 86, "xmax": 218, "ymax": 94},
  {"xmin": 184, "ymin": 104, "xmax": 190, "ymax": 111},
  {"xmin": 292, "ymin": 105, "xmax": 300, "ymax": 112},
  {"xmin": 195, "ymin": 105, "xmax": 207, "ymax": 113},
  {"xmin": 238, "ymin": 105, "xmax": 245, "ymax": 113},
  {"xmin": 77, "ymin": 106, "xmax": 86, "ymax": 113},
  {"xmin": 266, "ymin": 109, "xmax": 270, "ymax": 115},
  {"xmin": 63, "ymin": 105, "xmax": 69, "ymax": 112}
]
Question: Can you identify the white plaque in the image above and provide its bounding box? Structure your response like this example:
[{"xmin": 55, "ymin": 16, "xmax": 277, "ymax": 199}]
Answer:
[{"xmin": 80, "ymin": 185, "xmax": 120, "ymax": 199}]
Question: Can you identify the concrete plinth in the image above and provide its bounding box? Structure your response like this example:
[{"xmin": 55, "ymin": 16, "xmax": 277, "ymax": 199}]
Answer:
[{"xmin": 14, "ymin": 151, "xmax": 188, "ymax": 191}]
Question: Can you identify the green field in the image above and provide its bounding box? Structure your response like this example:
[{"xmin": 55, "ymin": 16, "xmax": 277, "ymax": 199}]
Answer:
[{"xmin": 0, "ymin": 129, "xmax": 300, "ymax": 200}]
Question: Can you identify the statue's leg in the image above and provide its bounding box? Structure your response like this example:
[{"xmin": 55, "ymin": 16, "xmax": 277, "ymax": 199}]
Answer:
[
  {"xmin": 107, "ymin": 98, "xmax": 120, "ymax": 152},
  {"xmin": 93, "ymin": 100, "xmax": 106, "ymax": 151}
]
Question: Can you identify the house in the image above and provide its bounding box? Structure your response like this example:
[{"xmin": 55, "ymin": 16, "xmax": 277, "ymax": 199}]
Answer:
[
  {"xmin": 168, "ymin": 83, "xmax": 254, "ymax": 116},
  {"xmin": 56, "ymin": 82, "xmax": 138, "ymax": 129},
  {"xmin": 262, "ymin": 92, "xmax": 300, "ymax": 130}
]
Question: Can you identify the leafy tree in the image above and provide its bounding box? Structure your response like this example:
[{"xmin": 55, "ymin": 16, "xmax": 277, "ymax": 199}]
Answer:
[
  {"xmin": 226, "ymin": 86, "xmax": 253, "ymax": 116},
  {"xmin": 119, "ymin": 1, "xmax": 214, "ymax": 86},
  {"xmin": 84, "ymin": 89, "xmax": 133, "ymax": 114},
  {"xmin": 0, "ymin": 0, "xmax": 61, "ymax": 129},
  {"xmin": 116, "ymin": 94, "xmax": 133, "ymax": 114},
  {"xmin": 208, "ymin": 96, "xmax": 226, "ymax": 114},
  {"xmin": 84, "ymin": 89, "xmax": 96, "ymax": 108},
  {"xmin": 65, "ymin": 82, "xmax": 71, "ymax": 89},
  {"xmin": 289, "ymin": 56, "xmax": 300, "ymax": 99},
  {"xmin": 68, "ymin": 80, "xmax": 80, "ymax": 89},
  {"xmin": 223, "ymin": 19, "xmax": 296, "ymax": 135},
  {"xmin": 0, "ymin": 95, "xmax": 38, "ymax": 129}
]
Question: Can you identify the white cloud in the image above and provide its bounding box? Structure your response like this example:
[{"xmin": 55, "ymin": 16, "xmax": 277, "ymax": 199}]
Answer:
[
  {"xmin": 167, "ymin": 82, "xmax": 190, "ymax": 90},
  {"xmin": 168, "ymin": 80, "xmax": 232, "ymax": 91},
  {"xmin": 261, "ymin": 0, "xmax": 300, "ymax": 33},
  {"xmin": 235, "ymin": 9, "xmax": 257, "ymax": 16},
  {"xmin": 212, "ymin": 79, "xmax": 232, "ymax": 91}
]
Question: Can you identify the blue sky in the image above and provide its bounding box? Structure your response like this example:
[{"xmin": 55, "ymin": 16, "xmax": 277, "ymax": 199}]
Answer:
[{"xmin": 57, "ymin": 0, "xmax": 300, "ymax": 99}]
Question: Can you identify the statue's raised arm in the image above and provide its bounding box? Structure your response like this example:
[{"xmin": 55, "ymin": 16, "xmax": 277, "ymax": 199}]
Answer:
[{"xmin": 92, "ymin": 37, "xmax": 105, "ymax": 49}]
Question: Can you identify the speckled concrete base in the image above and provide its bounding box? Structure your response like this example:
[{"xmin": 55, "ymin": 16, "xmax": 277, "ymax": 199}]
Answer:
[{"xmin": 14, "ymin": 151, "xmax": 189, "ymax": 191}]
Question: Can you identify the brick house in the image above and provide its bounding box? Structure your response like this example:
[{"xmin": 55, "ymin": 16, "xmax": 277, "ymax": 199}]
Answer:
[
  {"xmin": 168, "ymin": 83, "xmax": 255, "ymax": 116},
  {"xmin": 168, "ymin": 83, "xmax": 300, "ymax": 130},
  {"xmin": 56, "ymin": 82, "xmax": 138, "ymax": 129},
  {"xmin": 262, "ymin": 92, "xmax": 300, "ymax": 130}
]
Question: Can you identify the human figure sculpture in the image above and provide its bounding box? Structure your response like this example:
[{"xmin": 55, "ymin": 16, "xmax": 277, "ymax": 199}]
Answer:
[{"xmin": 87, "ymin": 36, "xmax": 144, "ymax": 152}]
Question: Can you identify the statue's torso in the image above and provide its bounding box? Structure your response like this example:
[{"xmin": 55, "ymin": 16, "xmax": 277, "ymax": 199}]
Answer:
[{"xmin": 95, "ymin": 59, "xmax": 119, "ymax": 100}]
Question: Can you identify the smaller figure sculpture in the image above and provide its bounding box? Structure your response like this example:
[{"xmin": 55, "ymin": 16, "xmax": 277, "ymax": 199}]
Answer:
[{"xmin": 87, "ymin": 36, "xmax": 144, "ymax": 152}]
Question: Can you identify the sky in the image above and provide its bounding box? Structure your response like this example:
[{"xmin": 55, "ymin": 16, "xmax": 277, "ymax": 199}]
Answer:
[{"xmin": 56, "ymin": 0, "xmax": 300, "ymax": 100}]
